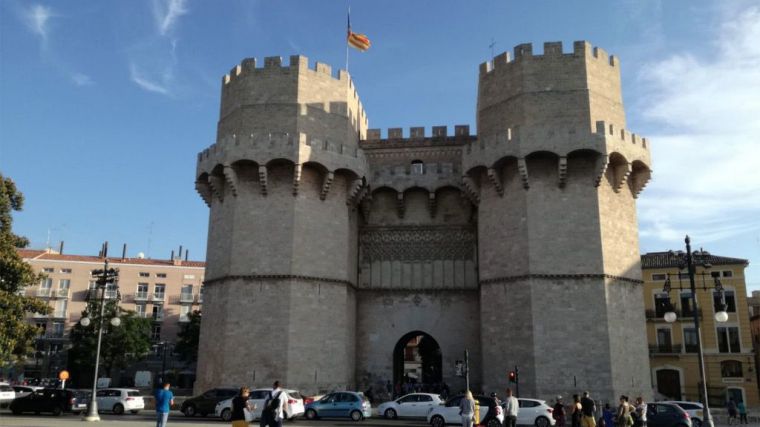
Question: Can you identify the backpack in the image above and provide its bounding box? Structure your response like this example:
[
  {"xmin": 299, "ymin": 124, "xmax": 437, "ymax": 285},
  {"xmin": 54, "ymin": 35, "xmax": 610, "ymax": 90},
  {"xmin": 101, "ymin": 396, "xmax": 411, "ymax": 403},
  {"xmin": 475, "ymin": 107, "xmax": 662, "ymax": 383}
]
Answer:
[{"xmin": 265, "ymin": 391, "xmax": 281, "ymax": 413}]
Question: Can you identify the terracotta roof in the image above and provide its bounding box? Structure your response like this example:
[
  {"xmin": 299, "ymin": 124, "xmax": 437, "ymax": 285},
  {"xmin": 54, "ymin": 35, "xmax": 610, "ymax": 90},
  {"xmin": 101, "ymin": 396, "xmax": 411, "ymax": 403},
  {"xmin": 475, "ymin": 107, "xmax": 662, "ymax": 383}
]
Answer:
[
  {"xmin": 16, "ymin": 248, "xmax": 205, "ymax": 268},
  {"xmin": 641, "ymin": 251, "xmax": 748, "ymax": 269}
]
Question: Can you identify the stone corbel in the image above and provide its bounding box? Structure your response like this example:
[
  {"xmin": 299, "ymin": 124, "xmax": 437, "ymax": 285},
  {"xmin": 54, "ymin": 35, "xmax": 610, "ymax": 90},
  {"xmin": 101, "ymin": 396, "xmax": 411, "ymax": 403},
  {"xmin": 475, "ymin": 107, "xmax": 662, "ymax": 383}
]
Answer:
[
  {"xmin": 461, "ymin": 175, "xmax": 480, "ymax": 204},
  {"xmin": 292, "ymin": 164, "xmax": 302, "ymax": 196},
  {"xmin": 347, "ymin": 179, "xmax": 363, "ymax": 205},
  {"xmin": 195, "ymin": 179, "xmax": 212, "ymax": 206},
  {"xmin": 558, "ymin": 156, "xmax": 568, "ymax": 188},
  {"xmin": 258, "ymin": 165, "xmax": 268, "ymax": 195},
  {"xmin": 594, "ymin": 155, "xmax": 609, "ymax": 187},
  {"xmin": 631, "ymin": 167, "xmax": 652, "ymax": 199},
  {"xmin": 223, "ymin": 165, "xmax": 238, "ymax": 197},
  {"xmin": 487, "ymin": 168, "xmax": 504, "ymax": 196},
  {"xmin": 396, "ymin": 193, "xmax": 405, "ymax": 218},
  {"xmin": 613, "ymin": 162, "xmax": 632, "ymax": 192},
  {"xmin": 208, "ymin": 175, "xmax": 225, "ymax": 201},
  {"xmin": 320, "ymin": 171, "xmax": 334, "ymax": 200},
  {"xmin": 517, "ymin": 158, "xmax": 530, "ymax": 189}
]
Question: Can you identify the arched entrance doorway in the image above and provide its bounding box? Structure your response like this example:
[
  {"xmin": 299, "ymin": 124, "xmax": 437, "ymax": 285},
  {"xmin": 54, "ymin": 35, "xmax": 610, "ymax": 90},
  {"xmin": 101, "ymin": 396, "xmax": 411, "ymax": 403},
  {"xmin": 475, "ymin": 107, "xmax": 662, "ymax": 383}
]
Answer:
[
  {"xmin": 656, "ymin": 369, "xmax": 682, "ymax": 400},
  {"xmin": 393, "ymin": 331, "xmax": 442, "ymax": 392}
]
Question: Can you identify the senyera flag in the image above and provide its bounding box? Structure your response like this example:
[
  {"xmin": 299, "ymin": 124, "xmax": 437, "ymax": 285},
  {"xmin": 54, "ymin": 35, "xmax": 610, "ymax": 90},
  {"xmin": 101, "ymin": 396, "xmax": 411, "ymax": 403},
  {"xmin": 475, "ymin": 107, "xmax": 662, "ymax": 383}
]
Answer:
[{"xmin": 347, "ymin": 10, "xmax": 371, "ymax": 52}]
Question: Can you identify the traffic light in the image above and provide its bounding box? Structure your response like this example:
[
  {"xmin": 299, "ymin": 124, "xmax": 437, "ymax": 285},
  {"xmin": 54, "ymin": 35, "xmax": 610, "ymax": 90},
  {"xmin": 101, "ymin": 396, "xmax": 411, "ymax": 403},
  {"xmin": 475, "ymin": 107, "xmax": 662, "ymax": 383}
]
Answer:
[{"xmin": 508, "ymin": 371, "xmax": 516, "ymax": 383}]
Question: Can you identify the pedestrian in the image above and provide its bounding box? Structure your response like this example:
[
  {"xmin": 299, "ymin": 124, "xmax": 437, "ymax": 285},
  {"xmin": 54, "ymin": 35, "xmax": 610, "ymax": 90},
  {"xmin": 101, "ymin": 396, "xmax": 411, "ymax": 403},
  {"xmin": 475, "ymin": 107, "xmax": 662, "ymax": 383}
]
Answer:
[
  {"xmin": 483, "ymin": 392, "xmax": 501, "ymax": 427},
  {"xmin": 459, "ymin": 390, "xmax": 476, "ymax": 427},
  {"xmin": 504, "ymin": 388, "xmax": 519, "ymax": 427},
  {"xmin": 737, "ymin": 400, "xmax": 748, "ymax": 424},
  {"xmin": 727, "ymin": 399, "xmax": 738, "ymax": 425},
  {"xmin": 553, "ymin": 396, "xmax": 566, "ymax": 427},
  {"xmin": 580, "ymin": 391, "xmax": 596, "ymax": 427},
  {"xmin": 154, "ymin": 382, "xmax": 174, "ymax": 427},
  {"xmin": 571, "ymin": 395, "xmax": 583, "ymax": 427},
  {"xmin": 616, "ymin": 396, "xmax": 633, "ymax": 427},
  {"xmin": 231, "ymin": 387, "xmax": 254, "ymax": 427},
  {"xmin": 634, "ymin": 397, "xmax": 647, "ymax": 427},
  {"xmin": 603, "ymin": 403, "xmax": 615, "ymax": 427},
  {"xmin": 261, "ymin": 381, "xmax": 287, "ymax": 427},
  {"xmin": 442, "ymin": 382, "xmax": 450, "ymax": 399},
  {"xmin": 386, "ymin": 380, "xmax": 392, "ymax": 396}
]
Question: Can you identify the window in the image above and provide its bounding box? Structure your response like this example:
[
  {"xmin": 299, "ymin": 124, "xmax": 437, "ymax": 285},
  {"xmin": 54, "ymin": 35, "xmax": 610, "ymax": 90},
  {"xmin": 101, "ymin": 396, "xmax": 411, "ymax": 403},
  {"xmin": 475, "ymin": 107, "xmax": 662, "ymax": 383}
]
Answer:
[
  {"xmin": 680, "ymin": 292, "xmax": 694, "ymax": 317},
  {"xmin": 180, "ymin": 285, "xmax": 193, "ymax": 303},
  {"xmin": 154, "ymin": 284, "xmax": 166, "ymax": 299},
  {"xmin": 156, "ymin": 273, "xmax": 167, "ymax": 278},
  {"xmin": 723, "ymin": 270, "xmax": 734, "ymax": 278},
  {"xmin": 184, "ymin": 274, "xmax": 195, "ymax": 279},
  {"xmin": 717, "ymin": 327, "xmax": 741, "ymax": 353},
  {"xmin": 152, "ymin": 305, "xmax": 164, "ymax": 321},
  {"xmin": 721, "ymin": 360, "xmax": 743, "ymax": 378},
  {"xmin": 398, "ymin": 395, "xmax": 416, "ymax": 403},
  {"xmin": 714, "ymin": 290, "xmax": 736, "ymax": 313},
  {"xmin": 684, "ymin": 328, "xmax": 698, "ymax": 353},
  {"xmin": 135, "ymin": 304, "xmax": 146, "ymax": 318},
  {"xmin": 150, "ymin": 324, "xmax": 161, "ymax": 341},
  {"xmin": 199, "ymin": 286, "xmax": 204, "ymax": 303},
  {"xmin": 418, "ymin": 395, "xmax": 433, "ymax": 402},
  {"xmin": 136, "ymin": 283, "xmax": 149, "ymax": 300},
  {"xmin": 651, "ymin": 273, "xmax": 667, "ymax": 281},
  {"xmin": 139, "ymin": 272, "xmax": 149, "ymax": 277},
  {"xmin": 411, "ymin": 160, "xmax": 424, "ymax": 175},
  {"xmin": 519, "ymin": 400, "xmax": 540, "ymax": 408},
  {"xmin": 52, "ymin": 322, "xmax": 64, "ymax": 338},
  {"xmin": 654, "ymin": 293, "xmax": 671, "ymax": 317},
  {"xmin": 60, "ymin": 268, "xmax": 71, "ymax": 274},
  {"xmin": 179, "ymin": 305, "xmax": 190, "ymax": 322},
  {"xmin": 53, "ymin": 300, "xmax": 67, "ymax": 318},
  {"xmin": 35, "ymin": 322, "xmax": 47, "ymax": 335},
  {"xmin": 656, "ymin": 328, "xmax": 673, "ymax": 351},
  {"xmin": 58, "ymin": 279, "xmax": 70, "ymax": 290},
  {"xmin": 105, "ymin": 283, "xmax": 118, "ymax": 299},
  {"xmin": 41, "ymin": 278, "xmax": 53, "ymax": 289},
  {"xmin": 43, "ymin": 267, "xmax": 54, "ymax": 273}
]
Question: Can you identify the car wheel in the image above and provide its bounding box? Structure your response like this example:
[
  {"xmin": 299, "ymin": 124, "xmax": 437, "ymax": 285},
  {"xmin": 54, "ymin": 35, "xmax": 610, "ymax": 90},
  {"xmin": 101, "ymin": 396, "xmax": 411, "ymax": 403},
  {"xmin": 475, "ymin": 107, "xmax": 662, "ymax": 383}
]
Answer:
[
  {"xmin": 306, "ymin": 408, "xmax": 318, "ymax": 420},
  {"xmin": 52, "ymin": 405, "xmax": 63, "ymax": 416},
  {"xmin": 536, "ymin": 416, "xmax": 551, "ymax": 427},
  {"xmin": 131, "ymin": 410, "xmax": 140, "ymax": 414},
  {"xmin": 385, "ymin": 408, "xmax": 397, "ymax": 419},
  {"xmin": 350, "ymin": 410, "xmax": 362, "ymax": 421},
  {"xmin": 693, "ymin": 419, "xmax": 703, "ymax": 427},
  {"xmin": 221, "ymin": 408, "xmax": 232, "ymax": 422},
  {"xmin": 184, "ymin": 404, "xmax": 196, "ymax": 417},
  {"xmin": 431, "ymin": 415, "xmax": 446, "ymax": 427},
  {"xmin": 113, "ymin": 403, "xmax": 124, "ymax": 415}
]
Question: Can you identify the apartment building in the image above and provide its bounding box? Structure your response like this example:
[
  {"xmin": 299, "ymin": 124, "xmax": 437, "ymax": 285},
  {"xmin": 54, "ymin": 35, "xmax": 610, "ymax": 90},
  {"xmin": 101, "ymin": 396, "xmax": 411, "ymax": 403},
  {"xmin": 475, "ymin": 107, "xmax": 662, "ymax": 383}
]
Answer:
[
  {"xmin": 17, "ymin": 247, "xmax": 205, "ymax": 382},
  {"xmin": 641, "ymin": 251, "xmax": 758, "ymax": 406}
]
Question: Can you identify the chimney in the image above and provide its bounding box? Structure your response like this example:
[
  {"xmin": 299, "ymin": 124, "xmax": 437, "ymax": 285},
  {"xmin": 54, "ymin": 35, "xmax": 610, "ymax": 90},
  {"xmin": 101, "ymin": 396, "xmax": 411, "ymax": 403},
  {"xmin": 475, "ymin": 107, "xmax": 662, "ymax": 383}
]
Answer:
[
  {"xmin": 122, "ymin": 243, "xmax": 127, "ymax": 260},
  {"xmin": 179, "ymin": 245, "xmax": 183, "ymax": 260},
  {"xmin": 58, "ymin": 241, "xmax": 64, "ymax": 255},
  {"xmin": 103, "ymin": 241, "xmax": 109, "ymax": 258},
  {"xmin": 185, "ymin": 250, "xmax": 189, "ymax": 261},
  {"xmin": 171, "ymin": 250, "xmax": 175, "ymax": 261}
]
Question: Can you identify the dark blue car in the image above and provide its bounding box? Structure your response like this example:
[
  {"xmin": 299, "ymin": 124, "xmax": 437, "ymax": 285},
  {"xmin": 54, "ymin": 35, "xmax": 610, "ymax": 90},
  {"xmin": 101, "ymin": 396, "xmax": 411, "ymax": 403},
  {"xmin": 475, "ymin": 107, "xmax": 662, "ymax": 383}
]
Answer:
[{"xmin": 304, "ymin": 391, "xmax": 371, "ymax": 421}]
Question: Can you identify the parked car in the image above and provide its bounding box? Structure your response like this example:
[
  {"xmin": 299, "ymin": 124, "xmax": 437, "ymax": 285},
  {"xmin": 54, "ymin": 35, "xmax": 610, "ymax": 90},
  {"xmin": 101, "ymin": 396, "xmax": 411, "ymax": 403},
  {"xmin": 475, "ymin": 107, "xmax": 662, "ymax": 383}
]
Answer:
[
  {"xmin": 646, "ymin": 402, "xmax": 692, "ymax": 427},
  {"xmin": 665, "ymin": 401, "xmax": 703, "ymax": 427},
  {"xmin": 428, "ymin": 394, "xmax": 504, "ymax": 427},
  {"xmin": 216, "ymin": 388, "xmax": 305, "ymax": 422},
  {"xmin": 508, "ymin": 398, "xmax": 556, "ymax": 427},
  {"xmin": 11, "ymin": 385, "xmax": 44, "ymax": 399},
  {"xmin": 0, "ymin": 382, "xmax": 15, "ymax": 408},
  {"xmin": 9, "ymin": 388, "xmax": 83, "ymax": 416},
  {"xmin": 304, "ymin": 391, "xmax": 372, "ymax": 421},
  {"xmin": 182, "ymin": 387, "xmax": 237, "ymax": 417},
  {"xmin": 95, "ymin": 388, "xmax": 144, "ymax": 414},
  {"xmin": 378, "ymin": 393, "xmax": 443, "ymax": 419}
]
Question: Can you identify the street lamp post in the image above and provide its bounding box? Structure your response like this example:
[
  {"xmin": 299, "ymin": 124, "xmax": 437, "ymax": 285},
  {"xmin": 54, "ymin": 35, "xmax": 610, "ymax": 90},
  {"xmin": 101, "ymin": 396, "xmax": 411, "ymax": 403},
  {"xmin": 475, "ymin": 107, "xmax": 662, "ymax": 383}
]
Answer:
[
  {"xmin": 660, "ymin": 235, "xmax": 728, "ymax": 427},
  {"xmin": 80, "ymin": 245, "xmax": 120, "ymax": 422}
]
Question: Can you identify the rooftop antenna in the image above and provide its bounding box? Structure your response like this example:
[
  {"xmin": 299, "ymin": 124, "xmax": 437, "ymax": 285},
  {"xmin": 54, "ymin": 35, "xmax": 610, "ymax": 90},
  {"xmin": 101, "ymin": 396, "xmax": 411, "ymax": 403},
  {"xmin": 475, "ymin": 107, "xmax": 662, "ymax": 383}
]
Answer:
[{"xmin": 489, "ymin": 37, "xmax": 496, "ymax": 60}]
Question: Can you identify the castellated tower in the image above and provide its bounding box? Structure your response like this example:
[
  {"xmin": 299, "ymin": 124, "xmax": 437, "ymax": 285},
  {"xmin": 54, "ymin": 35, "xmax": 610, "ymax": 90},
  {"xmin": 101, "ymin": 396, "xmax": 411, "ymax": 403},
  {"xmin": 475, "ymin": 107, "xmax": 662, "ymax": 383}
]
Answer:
[
  {"xmin": 194, "ymin": 55, "xmax": 368, "ymax": 393},
  {"xmin": 469, "ymin": 41, "xmax": 652, "ymax": 398}
]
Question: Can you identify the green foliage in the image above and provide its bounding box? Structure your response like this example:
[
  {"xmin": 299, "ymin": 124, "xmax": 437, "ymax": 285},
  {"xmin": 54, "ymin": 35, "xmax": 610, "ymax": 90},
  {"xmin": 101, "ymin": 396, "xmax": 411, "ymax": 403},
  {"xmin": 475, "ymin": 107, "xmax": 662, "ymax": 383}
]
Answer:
[
  {"xmin": 0, "ymin": 174, "xmax": 51, "ymax": 368},
  {"xmin": 175, "ymin": 310, "xmax": 201, "ymax": 362},
  {"xmin": 67, "ymin": 298, "xmax": 152, "ymax": 383}
]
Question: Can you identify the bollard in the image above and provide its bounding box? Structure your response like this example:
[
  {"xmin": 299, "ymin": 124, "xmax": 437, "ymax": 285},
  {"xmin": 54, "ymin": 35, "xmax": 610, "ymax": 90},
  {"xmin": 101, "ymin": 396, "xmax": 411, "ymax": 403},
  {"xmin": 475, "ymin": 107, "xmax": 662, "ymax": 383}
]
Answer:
[{"xmin": 474, "ymin": 399, "xmax": 480, "ymax": 426}]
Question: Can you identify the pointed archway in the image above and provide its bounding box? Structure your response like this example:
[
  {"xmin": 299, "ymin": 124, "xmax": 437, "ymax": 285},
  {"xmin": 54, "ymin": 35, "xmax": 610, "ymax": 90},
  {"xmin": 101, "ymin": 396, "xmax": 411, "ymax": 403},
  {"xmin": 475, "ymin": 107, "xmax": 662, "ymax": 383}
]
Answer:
[{"xmin": 393, "ymin": 331, "xmax": 442, "ymax": 391}]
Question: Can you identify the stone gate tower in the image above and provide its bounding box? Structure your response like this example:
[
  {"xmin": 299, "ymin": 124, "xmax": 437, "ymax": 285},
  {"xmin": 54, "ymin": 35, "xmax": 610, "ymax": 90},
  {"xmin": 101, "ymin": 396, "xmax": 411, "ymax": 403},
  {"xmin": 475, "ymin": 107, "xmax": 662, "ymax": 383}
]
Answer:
[{"xmin": 195, "ymin": 41, "xmax": 653, "ymax": 401}]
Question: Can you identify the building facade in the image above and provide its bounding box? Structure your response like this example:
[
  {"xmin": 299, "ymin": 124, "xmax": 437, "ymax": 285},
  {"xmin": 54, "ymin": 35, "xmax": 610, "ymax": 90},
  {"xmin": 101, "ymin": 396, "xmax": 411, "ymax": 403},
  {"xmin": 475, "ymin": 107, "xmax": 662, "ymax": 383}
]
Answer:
[
  {"xmin": 17, "ymin": 247, "xmax": 205, "ymax": 386},
  {"xmin": 641, "ymin": 252, "xmax": 759, "ymax": 406},
  {"xmin": 194, "ymin": 41, "xmax": 653, "ymax": 401}
]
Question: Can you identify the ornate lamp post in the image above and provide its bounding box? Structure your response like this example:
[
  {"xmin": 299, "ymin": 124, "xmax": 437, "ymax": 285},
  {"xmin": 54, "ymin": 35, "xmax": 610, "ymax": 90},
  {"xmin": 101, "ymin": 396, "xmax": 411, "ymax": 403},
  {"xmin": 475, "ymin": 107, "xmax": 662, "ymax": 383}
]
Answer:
[
  {"xmin": 660, "ymin": 236, "xmax": 728, "ymax": 427},
  {"xmin": 80, "ymin": 244, "xmax": 121, "ymax": 422}
]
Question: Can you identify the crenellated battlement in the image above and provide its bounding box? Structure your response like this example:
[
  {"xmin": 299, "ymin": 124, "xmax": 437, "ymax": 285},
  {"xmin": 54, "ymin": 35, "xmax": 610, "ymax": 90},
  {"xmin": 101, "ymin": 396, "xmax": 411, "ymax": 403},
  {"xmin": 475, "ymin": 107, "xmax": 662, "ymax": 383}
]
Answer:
[
  {"xmin": 479, "ymin": 41, "xmax": 617, "ymax": 75},
  {"xmin": 360, "ymin": 125, "xmax": 474, "ymax": 149},
  {"xmin": 223, "ymin": 55, "xmax": 351, "ymax": 85}
]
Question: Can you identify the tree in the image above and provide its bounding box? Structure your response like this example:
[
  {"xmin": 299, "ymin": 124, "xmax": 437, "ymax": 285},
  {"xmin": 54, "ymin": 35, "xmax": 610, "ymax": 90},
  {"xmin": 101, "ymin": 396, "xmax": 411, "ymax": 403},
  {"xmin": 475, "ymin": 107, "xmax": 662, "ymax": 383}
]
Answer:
[
  {"xmin": 0, "ymin": 174, "xmax": 51, "ymax": 368},
  {"xmin": 67, "ymin": 298, "xmax": 152, "ymax": 387},
  {"xmin": 175, "ymin": 310, "xmax": 201, "ymax": 363}
]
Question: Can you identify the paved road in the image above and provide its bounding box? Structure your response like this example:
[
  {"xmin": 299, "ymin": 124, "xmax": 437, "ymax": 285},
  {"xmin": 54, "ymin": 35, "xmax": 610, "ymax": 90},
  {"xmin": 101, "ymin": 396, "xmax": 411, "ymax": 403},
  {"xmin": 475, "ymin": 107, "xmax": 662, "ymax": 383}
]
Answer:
[{"xmin": 0, "ymin": 410, "xmax": 431, "ymax": 427}]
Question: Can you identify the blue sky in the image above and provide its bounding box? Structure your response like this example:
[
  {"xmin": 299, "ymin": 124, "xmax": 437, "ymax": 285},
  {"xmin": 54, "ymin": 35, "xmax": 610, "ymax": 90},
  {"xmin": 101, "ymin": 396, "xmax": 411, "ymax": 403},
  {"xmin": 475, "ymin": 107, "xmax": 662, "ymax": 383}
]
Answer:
[{"xmin": 1, "ymin": 1, "xmax": 759, "ymax": 289}]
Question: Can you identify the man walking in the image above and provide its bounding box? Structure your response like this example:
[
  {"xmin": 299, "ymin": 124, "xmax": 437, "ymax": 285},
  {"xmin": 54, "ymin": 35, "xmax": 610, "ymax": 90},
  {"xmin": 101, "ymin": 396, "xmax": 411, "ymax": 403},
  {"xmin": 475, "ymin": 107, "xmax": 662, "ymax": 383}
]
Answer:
[
  {"xmin": 504, "ymin": 388, "xmax": 519, "ymax": 427},
  {"xmin": 154, "ymin": 382, "xmax": 174, "ymax": 427},
  {"xmin": 580, "ymin": 391, "xmax": 596, "ymax": 427},
  {"xmin": 261, "ymin": 380, "xmax": 288, "ymax": 427}
]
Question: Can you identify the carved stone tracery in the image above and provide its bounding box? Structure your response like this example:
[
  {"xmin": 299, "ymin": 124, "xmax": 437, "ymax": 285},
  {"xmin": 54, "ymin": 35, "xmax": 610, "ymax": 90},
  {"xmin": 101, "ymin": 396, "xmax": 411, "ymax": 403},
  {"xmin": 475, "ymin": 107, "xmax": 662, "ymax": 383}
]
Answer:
[{"xmin": 359, "ymin": 225, "xmax": 476, "ymax": 262}]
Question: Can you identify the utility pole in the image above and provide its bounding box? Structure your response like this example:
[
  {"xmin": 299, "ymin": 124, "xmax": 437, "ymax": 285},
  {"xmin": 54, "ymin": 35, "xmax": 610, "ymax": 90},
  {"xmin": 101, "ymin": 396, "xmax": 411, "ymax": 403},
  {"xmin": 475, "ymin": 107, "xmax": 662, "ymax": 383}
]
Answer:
[{"xmin": 464, "ymin": 349, "xmax": 470, "ymax": 392}]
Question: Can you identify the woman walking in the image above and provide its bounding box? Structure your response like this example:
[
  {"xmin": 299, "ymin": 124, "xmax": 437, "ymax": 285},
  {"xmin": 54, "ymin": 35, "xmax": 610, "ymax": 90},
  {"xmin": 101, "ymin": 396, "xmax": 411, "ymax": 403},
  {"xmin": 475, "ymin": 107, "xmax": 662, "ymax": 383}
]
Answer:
[
  {"xmin": 459, "ymin": 390, "xmax": 476, "ymax": 427},
  {"xmin": 571, "ymin": 395, "xmax": 583, "ymax": 427},
  {"xmin": 553, "ymin": 396, "xmax": 566, "ymax": 427},
  {"xmin": 231, "ymin": 387, "xmax": 254, "ymax": 427},
  {"xmin": 616, "ymin": 396, "xmax": 634, "ymax": 427}
]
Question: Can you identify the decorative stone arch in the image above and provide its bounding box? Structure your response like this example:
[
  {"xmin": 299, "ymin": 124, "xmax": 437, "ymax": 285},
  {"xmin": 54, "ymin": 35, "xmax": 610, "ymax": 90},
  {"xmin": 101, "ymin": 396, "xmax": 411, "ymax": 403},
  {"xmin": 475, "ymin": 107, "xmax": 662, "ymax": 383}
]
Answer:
[
  {"xmin": 606, "ymin": 151, "xmax": 632, "ymax": 192},
  {"xmin": 392, "ymin": 330, "xmax": 443, "ymax": 388},
  {"xmin": 208, "ymin": 164, "xmax": 227, "ymax": 201},
  {"xmin": 524, "ymin": 150, "xmax": 562, "ymax": 188}
]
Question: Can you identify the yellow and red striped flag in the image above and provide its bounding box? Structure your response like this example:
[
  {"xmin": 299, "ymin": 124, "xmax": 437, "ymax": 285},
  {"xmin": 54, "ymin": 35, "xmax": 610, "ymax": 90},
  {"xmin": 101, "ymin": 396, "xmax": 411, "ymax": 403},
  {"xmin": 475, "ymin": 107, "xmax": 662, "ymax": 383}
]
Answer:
[{"xmin": 347, "ymin": 11, "xmax": 371, "ymax": 51}]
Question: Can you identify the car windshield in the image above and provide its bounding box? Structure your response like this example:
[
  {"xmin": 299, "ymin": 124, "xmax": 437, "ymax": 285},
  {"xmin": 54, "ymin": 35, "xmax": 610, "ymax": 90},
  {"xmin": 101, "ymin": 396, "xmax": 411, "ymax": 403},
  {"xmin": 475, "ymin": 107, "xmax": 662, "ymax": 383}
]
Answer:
[{"xmin": 128, "ymin": 391, "xmax": 140, "ymax": 397}]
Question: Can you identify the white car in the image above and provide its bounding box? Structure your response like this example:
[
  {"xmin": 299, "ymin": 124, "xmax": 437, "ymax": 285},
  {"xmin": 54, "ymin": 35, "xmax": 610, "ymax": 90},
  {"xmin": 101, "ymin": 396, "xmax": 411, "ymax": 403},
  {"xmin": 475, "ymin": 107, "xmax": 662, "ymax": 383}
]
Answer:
[
  {"xmin": 0, "ymin": 383, "xmax": 15, "ymax": 407},
  {"xmin": 95, "ymin": 388, "xmax": 145, "ymax": 414},
  {"xmin": 665, "ymin": 401, "xmax": 703, "ymax": 427},
  {"xmin": 379, "ymin": 393, "xmax": 443, "ymax": 419},
  {"xmin": 428, "ymin": 394, "xmax": 504, "ymax": 427},
  {"xmin": 216, "ymin": 388, "xmax": 305, "ymax": 422},
  {"xmin": 500, "ymin": 398, "xmax": 555, "ymax": 427},
  {"xmin": 11, "ymin": 385, "xmax": 43, "ymax": 399}
]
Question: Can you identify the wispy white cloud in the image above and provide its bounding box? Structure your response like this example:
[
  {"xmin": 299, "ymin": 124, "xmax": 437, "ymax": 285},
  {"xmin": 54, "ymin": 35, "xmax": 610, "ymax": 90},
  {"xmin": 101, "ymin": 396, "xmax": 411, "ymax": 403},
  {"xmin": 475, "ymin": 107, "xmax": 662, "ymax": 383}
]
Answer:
[
  {"xmin": 129, "ymin": 63, "xmax": 170, "ymax": 95},
  {"xmin": 71, "ymin": 72, "xmax": 94, "ymax": 86},
  {"xmin": 22, "ymin": 4, "xmax": 53, "ymax": 43},
  {"xmin": 637, "ymin": 5, "xmax": 760, "ymax": 244},
  {"xmin": 152, "ymin": 0, "xmax": 188, "ymax": 36}
]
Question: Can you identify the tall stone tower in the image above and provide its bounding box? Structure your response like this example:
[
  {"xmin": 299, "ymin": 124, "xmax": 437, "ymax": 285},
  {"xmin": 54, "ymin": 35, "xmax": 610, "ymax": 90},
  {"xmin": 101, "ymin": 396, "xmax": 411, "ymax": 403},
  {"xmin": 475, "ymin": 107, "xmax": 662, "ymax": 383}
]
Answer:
[
  {"xmin": 467, "ymin": 41, "xmax": 652, "ymax": 398},
  {"xmin": 194, "ymin": 56, "xmax": 368, "ymax": 392}
]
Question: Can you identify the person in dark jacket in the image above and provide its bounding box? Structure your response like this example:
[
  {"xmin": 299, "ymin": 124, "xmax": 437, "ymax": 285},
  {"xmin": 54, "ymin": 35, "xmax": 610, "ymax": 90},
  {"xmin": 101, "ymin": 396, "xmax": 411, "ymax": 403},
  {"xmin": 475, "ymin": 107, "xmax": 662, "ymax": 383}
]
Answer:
[
  {"xmin": 231, "ymin": 387, "xmax": 253, "ymax": 427},
  {"xmin": 553, "ymin": 396, "xmax": 566, "ymax": 427}
]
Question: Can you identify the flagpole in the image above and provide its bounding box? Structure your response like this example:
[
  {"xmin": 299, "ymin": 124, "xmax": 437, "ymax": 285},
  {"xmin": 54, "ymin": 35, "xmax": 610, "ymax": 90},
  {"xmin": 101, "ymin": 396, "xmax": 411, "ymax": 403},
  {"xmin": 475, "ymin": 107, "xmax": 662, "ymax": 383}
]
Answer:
[{"xmin": 345, "ymin": 5, "xmax": 350, "ymax": 73}]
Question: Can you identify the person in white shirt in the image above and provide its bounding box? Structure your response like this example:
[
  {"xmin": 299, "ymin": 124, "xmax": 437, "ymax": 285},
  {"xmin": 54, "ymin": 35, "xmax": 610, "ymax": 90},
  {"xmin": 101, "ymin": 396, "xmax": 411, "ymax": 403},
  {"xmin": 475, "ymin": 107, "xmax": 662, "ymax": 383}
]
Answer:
[
  {"xmin": 261, "ymin": 381, "xmax": 288, "ymax": 427},
  {"xmin": 504, "ymin": 388, "xmax": 519, "ymax": 427},
  {"xmin": 634, "ymin": 397, "xmax": 647, "ymax": 427}
]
